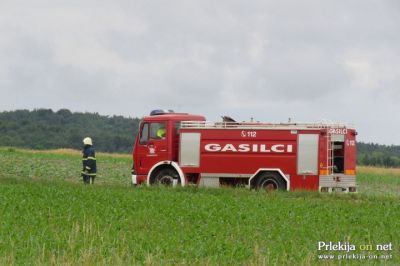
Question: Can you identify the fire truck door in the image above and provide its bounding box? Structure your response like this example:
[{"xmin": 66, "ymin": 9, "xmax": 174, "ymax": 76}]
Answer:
[
  {"xmin": 136, "ymin": 122, "xmax": 169, "ymax": 173},
  {"xmin": 297, "ymin": 134, "xmax": 319, "ymax": 175},
  {"xmin": 297, "ymin": 134, "xmax": 319, "ymax": 189}
]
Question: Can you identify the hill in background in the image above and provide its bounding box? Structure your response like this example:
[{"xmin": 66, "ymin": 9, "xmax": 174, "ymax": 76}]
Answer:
[
  {"xmin": 357, "ymin": 142, "xmax": 400, "ymax": 168},
  {"xmin": 0, "ymin": 109, "xmax": 140, "ymax": 153},
  {"xmin": 0, "ymin": 109, "xmax": 399, "ymax": 167}
]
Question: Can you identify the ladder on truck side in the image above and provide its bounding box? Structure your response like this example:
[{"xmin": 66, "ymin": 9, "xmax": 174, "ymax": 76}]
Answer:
[{"xmin": 325, "ymin": 129, "xmax": 334, "ymax": 175}]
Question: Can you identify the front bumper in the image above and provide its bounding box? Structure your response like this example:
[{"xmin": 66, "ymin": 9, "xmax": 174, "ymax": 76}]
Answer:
[{"xmin": 131, "ymin": 174, "xmax": 137, "ymax": 185}]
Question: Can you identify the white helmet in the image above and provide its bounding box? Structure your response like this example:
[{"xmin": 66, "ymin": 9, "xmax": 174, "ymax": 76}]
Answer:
[{"xmin": 83, "ymin": 137, "xmax": 93, "ymax": 146}]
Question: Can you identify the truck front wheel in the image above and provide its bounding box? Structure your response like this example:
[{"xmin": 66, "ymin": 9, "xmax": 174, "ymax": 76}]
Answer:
[
  {"xmin": 256, "ymin": 173, "xmax": 286, "ymax": 191},
  {"xmin": 154, "ymin": 168, "xmax": 180, "ymax": 186}
]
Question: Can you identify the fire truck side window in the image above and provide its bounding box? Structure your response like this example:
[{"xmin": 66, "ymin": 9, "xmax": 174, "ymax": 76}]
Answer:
[
  {"xmin": 139, "ymin": 123, "xmax": 149, "ymax": 145},
  {"xmin": 150, "ymin": 122, "xmax": 166, "ymax": 139}
]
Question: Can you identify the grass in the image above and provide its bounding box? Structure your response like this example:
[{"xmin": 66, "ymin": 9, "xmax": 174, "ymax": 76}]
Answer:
[
  {"xmin": 357, "ymin": 166, "xmax": 400, "ymax": 196},
  {"xmin": 0, "ymin": 147, "xmax": 132, "ymax": 186},
  {"xmin": 0, "ymin": 148, "xmax": 399, "ymax": 265}
]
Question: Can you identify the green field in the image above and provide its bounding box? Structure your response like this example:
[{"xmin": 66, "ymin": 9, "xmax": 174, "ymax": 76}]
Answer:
[{"xmin": 0, "ymin": 148, "xmax": 399, "ymax": 265}]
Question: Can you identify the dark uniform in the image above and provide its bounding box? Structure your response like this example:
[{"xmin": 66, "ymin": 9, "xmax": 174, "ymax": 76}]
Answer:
[{"xmin": 82, "ymin": 144, "xmax": 97, "ymax": 184}]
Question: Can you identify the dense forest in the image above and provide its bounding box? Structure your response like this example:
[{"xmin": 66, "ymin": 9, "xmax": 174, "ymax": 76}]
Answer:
[
  {"xmin": 0, "ymin": 109, "xmax": 140, "ymax": 153},
  {"xmin": 0, "ymin": 109, "xmax": 400, "ymax": 167},
  {"xmin": 357, "ymin": 142, "xmax": 400, "ymax": 168}
]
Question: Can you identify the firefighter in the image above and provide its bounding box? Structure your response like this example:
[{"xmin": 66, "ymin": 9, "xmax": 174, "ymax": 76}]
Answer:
[
  {"xmin": 156, "ymin": 125, "xmax": 166, "ymax": 138},
  {"xmin": 81, "ymin": 137, "xmax": 97, "ymax": 184}
]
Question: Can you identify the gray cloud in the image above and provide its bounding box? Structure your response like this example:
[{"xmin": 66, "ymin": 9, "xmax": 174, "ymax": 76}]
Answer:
[{"xmin": 0, "ymin": 0, "xmax": 399, "ymax": 144}]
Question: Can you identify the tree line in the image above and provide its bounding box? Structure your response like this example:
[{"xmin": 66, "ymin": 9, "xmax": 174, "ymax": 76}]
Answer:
[
  {"xmin": 0, "ymin": 109, "xmax": 140, "ymax": 153},
  {"xmin": 357, "ymin": 142, "xmax": 400, "ymax": 168},
  {"xmin": 0, "ymin": 109, "xmax": 400, "ymax": 167}
]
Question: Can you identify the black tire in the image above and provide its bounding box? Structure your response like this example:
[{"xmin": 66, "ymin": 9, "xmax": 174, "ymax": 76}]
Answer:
[
  {"xmin": 154, "ymin": 168, "xmax": 180, "ymax": 186},
  {"xmin": 256, "ymin": 173, "xmax": 286, "ymax": 191}
]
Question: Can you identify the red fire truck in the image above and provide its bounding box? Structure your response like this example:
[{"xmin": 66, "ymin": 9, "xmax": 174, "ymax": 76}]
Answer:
[{"xmin": 132, "ymin": 110, "xmax": 357, "ymax": 192}]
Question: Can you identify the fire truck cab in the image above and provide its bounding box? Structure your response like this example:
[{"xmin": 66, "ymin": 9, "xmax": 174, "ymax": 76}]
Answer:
[{"xmin": 132, "ymin": 110, "xmax": 357, "ymax": 192}]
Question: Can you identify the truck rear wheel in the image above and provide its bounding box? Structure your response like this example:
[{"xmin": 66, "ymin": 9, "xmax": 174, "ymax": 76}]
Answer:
[
  {"xmin": 256, "ymin": 173, "xmax": 286, "ymax": 191},
  {"xmin": 154, "ymin": 168, "xmax": 180, "ymax": 186}
]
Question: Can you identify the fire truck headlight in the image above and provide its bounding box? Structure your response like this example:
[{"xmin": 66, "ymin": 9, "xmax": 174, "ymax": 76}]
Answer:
[{"xmin": 132, "ymin": 174, "xmax": 138, "ymax": 186}]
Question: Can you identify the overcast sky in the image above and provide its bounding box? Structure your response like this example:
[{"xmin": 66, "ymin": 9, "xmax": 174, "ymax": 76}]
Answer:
[{"xmin": 0, "ymin": 1, "xmax": 399, "ymax": 144}]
